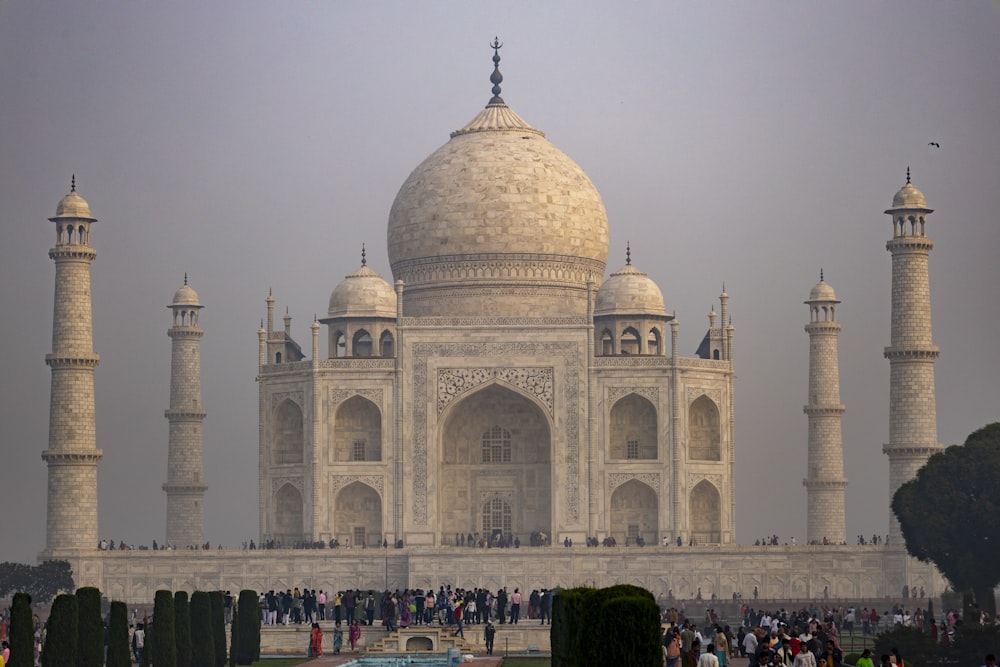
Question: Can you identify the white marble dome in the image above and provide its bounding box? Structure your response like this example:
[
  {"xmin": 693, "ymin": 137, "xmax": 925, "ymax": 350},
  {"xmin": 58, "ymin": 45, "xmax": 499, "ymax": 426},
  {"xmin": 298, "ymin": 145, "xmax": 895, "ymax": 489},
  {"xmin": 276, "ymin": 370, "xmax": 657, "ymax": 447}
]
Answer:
[
  {"xmin": 891, "ymin": 181, "xmax": 927, "ymax": 209},
  {"xmin": 387, "ymin": 98, "xmax": 609, "ymax": 317},
  {"xmin": 172, "ymin": 283, "xmax": 201, "ymax": 307},
  {"xmin": 808, "ymin": 278, "xmax": 838, "ymax": 303},
  {"xmin": 328, "ymin": 264, "xmax": 397, "ymax": 319},
  {"xmin": 52, "ymin": 189, "xmax": 96, "ymax": 221},
  {"xmin": 595, "ymin": 262, "xmax": 667, "ymax": 317}
]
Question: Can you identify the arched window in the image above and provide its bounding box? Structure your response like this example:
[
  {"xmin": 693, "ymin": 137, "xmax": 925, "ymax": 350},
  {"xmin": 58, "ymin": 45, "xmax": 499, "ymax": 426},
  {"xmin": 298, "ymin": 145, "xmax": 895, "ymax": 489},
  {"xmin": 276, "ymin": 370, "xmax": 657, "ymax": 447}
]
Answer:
[
  {"xmin": 600, "ymin": 330, "xmax": 614, "ymax": 356},
  {"xmin": 688, "ymin": 395, "xmax": 721, "ymax": 461},
  {"xmin": 275, "ymin": 351, "xmax": 282, "ymax": 364},
  {"xmin": 379, "ymin": 331, "xmax": 394, "ymax": 357},
  {"xmin": 482, "ymin": 497, "xmax": 512, "ymax": 536},
  {"xmin": 620, "ymin": 327, "xmax": 640, "ymax": 355},
  {"xmin": 353, "ymin": 330, "xmax": 373, "ymax": 357},
  {"xmin": 647, "ymin": 328, "xmax": 661, "ymax": 356},
  {"xmin": 272, "ymin": 400, "xmax": 303, "ymax": 464},
  {"xmin": 481, "ymin": 425, "xmax": 512, "ymax": 463},
  {"xmin": 334, "ymin": 331, "xmax": 346, "ymax": 358}
]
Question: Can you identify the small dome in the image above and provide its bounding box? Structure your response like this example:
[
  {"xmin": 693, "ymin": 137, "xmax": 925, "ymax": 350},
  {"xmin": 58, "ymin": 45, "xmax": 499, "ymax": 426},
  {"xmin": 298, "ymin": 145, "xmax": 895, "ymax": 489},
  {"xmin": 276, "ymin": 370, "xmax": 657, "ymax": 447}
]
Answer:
[
  {"xmin": 595, "ymin": 263, "xmax": 667, "ymax": 317},
  {"xmin": 52, "ymin": 190, "xmax": 96, "ymax": 221},
  {"xmin": 891, "ymin": 182, "xmax": 927, "ymax": 209},
  {"xmin": 172, "ymin": 283, "xmax": 201, "ymax": 307},
  {"xmin": 807, "ymin": 277, "xmax": 839, "ymax": 303},
  {"xmin": 328, "ymin": 264, "xmax": 397, "ymax": 319}
]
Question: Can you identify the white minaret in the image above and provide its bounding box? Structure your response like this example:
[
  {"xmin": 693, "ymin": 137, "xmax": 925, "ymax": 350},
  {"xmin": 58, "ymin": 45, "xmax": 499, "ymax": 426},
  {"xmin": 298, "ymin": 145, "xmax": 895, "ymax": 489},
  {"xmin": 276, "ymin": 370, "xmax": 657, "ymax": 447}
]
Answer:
[
  {"xmin": 883, "ymin": 169, "xmax": 942, "ymax": 545},
  {"xmin": 803, "ymin": 270, "xmax": 847, "ymax": 544},
  {"xmin": 42, "ymin": 177, "xmax": 103, "ymax": 554},
  {"xmin": 163, "ymin": 274, "xmax": 207, "ymax": 547}
]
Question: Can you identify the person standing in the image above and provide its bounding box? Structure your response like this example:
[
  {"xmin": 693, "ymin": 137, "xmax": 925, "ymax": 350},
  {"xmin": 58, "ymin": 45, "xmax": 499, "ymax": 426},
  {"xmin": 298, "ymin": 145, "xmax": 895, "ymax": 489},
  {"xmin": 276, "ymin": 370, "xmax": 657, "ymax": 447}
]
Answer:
[
  {"xmin": 310, "ymin": 622, "xmax": 324, "ymax": 657},
  {"xmin": 510, "ymin": 588, "xmax": 522, "ymax": 624},
  {"xmin": 349, "ymin": 620, "xmax": 361, "ymax": 653},
  {"xmin": 484, "ymin": 621, "xmax": 496, "ymax": 655},
  {"xmin": 365, "ymin": 592, "xmax": 376, "ymax": 626}
]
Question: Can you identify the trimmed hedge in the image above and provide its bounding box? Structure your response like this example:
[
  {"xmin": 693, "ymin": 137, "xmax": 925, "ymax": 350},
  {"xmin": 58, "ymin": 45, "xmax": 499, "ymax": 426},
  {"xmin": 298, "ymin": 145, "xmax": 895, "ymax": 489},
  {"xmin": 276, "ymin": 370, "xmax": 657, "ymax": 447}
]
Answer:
[
  {"xmin": 174, "ymin": 591, "xmax": 192, "ymax": 667},
  {"xmin": 42, "ymin": 593, "xmax": 78, "ymax": 667},
  {"xmin": 153, "ymin": 589, "xmax": 178, "ymax": 667},
  {"xmin": 235, "ymin": 590, "xmax": 259, "ymax": 664},
  {"xmin": 228, "ymin": 602, "xmax": 239, "ymax": 667},
  {"xmin": 208, "ymin": 591, "xmax": 227, "ymax": 667},
  {"xmin": 106, "ymin": 601, "xmax": 131, "ymax": 667},
  {"xmin": 76, "ymin": 586, "xmax": 104, "ymax": 667},
  {"xmin": 552, "ymin": 585, "xmax": 659, "ymax": 666},
  {"xmin": 9, "ymin": 592, "xmax": 34, "ymax": 667},
  {"xmin": 190, "ymin": 592, "xmax": 216, "ymax": 667}
]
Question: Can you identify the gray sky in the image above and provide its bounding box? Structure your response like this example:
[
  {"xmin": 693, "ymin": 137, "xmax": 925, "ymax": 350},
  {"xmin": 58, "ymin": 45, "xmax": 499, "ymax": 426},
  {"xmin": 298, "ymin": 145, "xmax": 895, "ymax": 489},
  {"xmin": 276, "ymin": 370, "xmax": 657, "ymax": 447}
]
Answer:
[{"xmin": 1, "ymin": 1, "xmax": 997, "ymax": 564}]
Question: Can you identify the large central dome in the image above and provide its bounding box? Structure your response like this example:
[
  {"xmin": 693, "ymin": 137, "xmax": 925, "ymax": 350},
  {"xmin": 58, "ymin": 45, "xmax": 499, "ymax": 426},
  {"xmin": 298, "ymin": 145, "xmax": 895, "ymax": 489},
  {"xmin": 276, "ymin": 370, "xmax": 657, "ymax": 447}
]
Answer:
[{"xmin": 387, "ymin": 55, "xmax": 609, "ymax": 318}]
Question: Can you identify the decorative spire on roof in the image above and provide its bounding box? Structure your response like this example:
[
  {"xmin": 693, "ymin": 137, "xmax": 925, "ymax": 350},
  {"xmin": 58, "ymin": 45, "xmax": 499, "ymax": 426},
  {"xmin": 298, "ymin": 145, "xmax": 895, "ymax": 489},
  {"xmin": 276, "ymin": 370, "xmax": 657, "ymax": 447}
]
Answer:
[
  {"xmin": 361, "ymin": 243, "xmax": 367, "ymax": 266},
  {"xmin": 906, "ymin": 166, "xmax": 911, "ymax": 184},
  {"xmin": 184, "ymin": 272, "xmax": 188, "ymax": 286},
  {"xmin": 71, "ymin": 174, "xmax": 76, "ymax": 192},
  {"xmin": 820, "ymin": 268, "xmax": 824, "ymax": 282},
  {"xmin": 625, "ymin": 241, "xmax": 631, "ymax": 266},
  {"xmin": 488, "ymin": 36, "xmax": 504, "ymax": 106}
]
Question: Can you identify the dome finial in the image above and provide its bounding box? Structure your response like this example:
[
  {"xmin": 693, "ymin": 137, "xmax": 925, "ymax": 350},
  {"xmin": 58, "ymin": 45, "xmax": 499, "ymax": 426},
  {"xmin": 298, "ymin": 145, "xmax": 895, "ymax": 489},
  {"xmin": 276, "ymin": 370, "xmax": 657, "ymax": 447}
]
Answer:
[
  {"xmin": 906, "ymin": 166, "xmax": 911, "ymax": 184},
  {"xmin": 71, "ymin": 174, "xmax": 76, "ymax": 192},
  {"xmin": 626, "ymin": 241, "xmax": 631, "ymax": 265},
  {"xmin": 820, "ymin": 268, "xmax": 824, "ymax": 282},
  {"xmin": 361, "ymin": 243, "xmax": 367, "ymax": 266},
  {"xmin": 184, "ymin": 272, "xmax": 188, "ymax": 285},
  {"xmin": 488, "ymin": 36, "xmax": 505, "ymax": 106}
]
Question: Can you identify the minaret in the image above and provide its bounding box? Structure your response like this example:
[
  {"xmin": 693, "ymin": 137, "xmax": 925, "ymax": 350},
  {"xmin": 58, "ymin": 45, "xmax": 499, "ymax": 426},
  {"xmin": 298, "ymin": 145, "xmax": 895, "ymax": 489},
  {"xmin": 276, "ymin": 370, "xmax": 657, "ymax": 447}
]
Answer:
[
  {"xmin": 42, "ymin": 177, "xmax": 103, "ymax": 554},
  {"xmin": 163, "ymin": 274, "xmax": 207, "ymax": 548},
  {"xmin": 883, "ymin": 169, "xmax": 942, "ymax": 544},
  {"xmin": 803, "ymin": 270, "xmax": 847, "ymax": 544}
]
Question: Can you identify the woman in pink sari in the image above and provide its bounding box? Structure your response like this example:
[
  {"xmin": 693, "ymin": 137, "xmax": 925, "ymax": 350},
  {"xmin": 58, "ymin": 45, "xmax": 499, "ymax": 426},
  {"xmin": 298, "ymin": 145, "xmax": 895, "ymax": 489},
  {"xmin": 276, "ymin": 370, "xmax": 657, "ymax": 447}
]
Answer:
[{"xmin": 349, "ymin": 619, "xmax": 362, "ymax": 652}]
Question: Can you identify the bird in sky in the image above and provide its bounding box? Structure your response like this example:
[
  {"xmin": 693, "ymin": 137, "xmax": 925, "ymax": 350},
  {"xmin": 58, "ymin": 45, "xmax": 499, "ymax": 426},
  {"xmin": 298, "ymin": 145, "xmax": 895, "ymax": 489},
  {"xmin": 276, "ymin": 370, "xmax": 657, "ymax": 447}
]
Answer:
[{"xmin": 928, "ymin": 142, "xmax": 940, "ymax": 147}]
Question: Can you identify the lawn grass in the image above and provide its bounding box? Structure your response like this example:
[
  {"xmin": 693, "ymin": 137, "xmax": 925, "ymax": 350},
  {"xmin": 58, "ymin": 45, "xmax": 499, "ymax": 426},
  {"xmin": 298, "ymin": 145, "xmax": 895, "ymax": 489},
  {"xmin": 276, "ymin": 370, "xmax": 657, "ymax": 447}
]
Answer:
[
  {"xmin": 500, "ymin": 658, "xmax": 551, "ymax": 666},
  {"xmin": 251, "ymin": 659, "xmax": 312, "ymax": 666}
]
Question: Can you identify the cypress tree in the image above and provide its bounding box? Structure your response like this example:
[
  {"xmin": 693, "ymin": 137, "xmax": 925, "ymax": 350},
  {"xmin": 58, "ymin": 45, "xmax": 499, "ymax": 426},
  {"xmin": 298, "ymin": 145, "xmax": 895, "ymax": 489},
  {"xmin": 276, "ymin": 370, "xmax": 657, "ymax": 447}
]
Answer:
[
  {"xmin": 236, "ymin": 590, "xmax": 259, "ymax": 664},
  {"xmin": 9, "ymin": 591, "xmax": 34, "ymax": 667},
  {"xmin": 105, "ymin": 601, "xmax": 131, "ymax": 667},
  {"xmin": 596, "ymin": 594, "xmax": 662, "ymax": 666},
  {"xmin": 190, "ymin": 592, "xmax": 216, "ymax": 667},
  {"xmin": 227, "ymin": 602, "xmax": 239, "ymax": 667},
  {"xmin": 174, "ymin": 591, "xmax": 192, "ymax": 667},
  {"xmin": 153, "ymin": 589, "xmax": 177, "ymax": 667},
  {"xmin": 208, "ymin": 591, "xmax": 226, "ymax": 667},
  {"xmin": 41, "ymin": 593, "xmax": 78, "ymax": 667},
  {"xmin": 76, "ymin": 586, "xmax": 104, "ymax": 667},
  {"xmin": 140, "ymin": 622, "xmax": 151, "ymax": 667}
]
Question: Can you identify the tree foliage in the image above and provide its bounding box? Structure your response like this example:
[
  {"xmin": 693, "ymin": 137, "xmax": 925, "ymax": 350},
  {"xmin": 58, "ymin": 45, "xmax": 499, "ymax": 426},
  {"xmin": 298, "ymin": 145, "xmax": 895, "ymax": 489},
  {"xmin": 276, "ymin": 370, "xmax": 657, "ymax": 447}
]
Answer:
[
  {"xmin": 892, "ymin": 422, "xmax": 1000, "ymax": 619},
  {"xmin": 153, "ymin": 590, "xmax": 177, "ymax": 667},
  {"xmin": 42, "ymin": 593, "xmax": 78, "ymax": 667},
  {"xmin": 235, "ymin": 590, "xmax": 259, "ymax": 665},
  {"xmin": 174, "ymin": 591, "xmax": 192, "ymax": 667},
  {"xmin": 208, "ymin": 591, "xmax": 227, "ymax": 667},
  {"xmin": 190, "ymin": 592, "xmax": 216, "ymax": 667},
  {"xmin": 9, "ymin": 592, "xmax": 34, "ymax": 667},
  {"xmin": 0, "ymin": 560, "xmax": 74, "ymax": 604},
  {"xmin": 76, "ymin": 586, "xmax": 104, "ymax": 667},
  {"xmin": 106, "ymin": 601, "xmax": 131, "ymax": 667},
  {"xmin": 551, "ymin": 585, "xmax": 661, "ymax": 666}
]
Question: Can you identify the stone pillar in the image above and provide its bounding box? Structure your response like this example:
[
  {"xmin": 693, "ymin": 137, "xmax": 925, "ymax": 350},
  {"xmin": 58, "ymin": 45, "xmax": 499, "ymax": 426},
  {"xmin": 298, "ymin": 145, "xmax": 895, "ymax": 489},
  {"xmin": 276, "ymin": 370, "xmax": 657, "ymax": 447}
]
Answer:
[
  {"xmin": 882, "ymin": 172, "xmax": 942, "ymax": 546},
  {"xmin": 802, "ymin": 272, "xmax": 847, "ymax": 545},
  {"xmin": 43, "ymin": 181, "xmax": 103, "ymax": 554},
  {"xmin": 163, "ymin": 276, "xmax": 207, "ymax": 548}
]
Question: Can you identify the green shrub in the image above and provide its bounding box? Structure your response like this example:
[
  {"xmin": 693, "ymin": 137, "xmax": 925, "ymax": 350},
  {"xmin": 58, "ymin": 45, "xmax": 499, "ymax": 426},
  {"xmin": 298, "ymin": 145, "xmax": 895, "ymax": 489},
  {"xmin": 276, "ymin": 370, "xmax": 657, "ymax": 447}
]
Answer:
[
  {"xmin": 76, "ymin": 586, "xmax": 104, "ymax": 667},
  {"xmin": 106, "ymin": 601, "xmax": 131, "ymax": 667},
  {"xmin": 42, "ymin": 593, "xmax": 78, "ymax": 667},
  {"xmin": 190, "ymin": 592, "xmax": 216, "ymax": 667},
  {"xmin": 236, "ymin": 590, "xmax": 259, "ymax": 665},
  {"xmin": 874, "ymin": 626, "xmax": 939, "ymax": 664},
  {"xmin": 208, "ymin": 591, "xmax": 227, "ymax": 667},
  {"xmin": 153, "ymin": 589, "xmax": 178, "ymax": 667},
  {"xmin": 597, "ymin": 595, "xmax": 662, "ymax": 666},
  {"xmin": 174, "ymin": 591, "xmax": 191, "ymax": 667}
]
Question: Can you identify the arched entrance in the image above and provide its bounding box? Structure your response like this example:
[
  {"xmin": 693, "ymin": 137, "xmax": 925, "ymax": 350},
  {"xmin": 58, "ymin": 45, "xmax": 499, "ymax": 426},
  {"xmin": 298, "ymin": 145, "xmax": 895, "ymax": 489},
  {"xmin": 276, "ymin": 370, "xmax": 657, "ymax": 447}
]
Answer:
[
  {"xmin": 440, "ymin": 383, "xmax": 551, "ymax": 545},
  {"xmin": 272, "ymin": 483, "xmax": 303, "ymax": 545},
  {"xmin": 689, "ymin": 480, "xmax": 721, "ymax": 544},
  {"xmin": 333, "ymin": 396, "xmax": 382, "ymax": 462},
  {"xmin": 334, "ymin": 482, "xmax": 382, "ymax": 548},
  {"xmin": 610, "ymin": 479, "xmax": 658, "ymax": 546}
]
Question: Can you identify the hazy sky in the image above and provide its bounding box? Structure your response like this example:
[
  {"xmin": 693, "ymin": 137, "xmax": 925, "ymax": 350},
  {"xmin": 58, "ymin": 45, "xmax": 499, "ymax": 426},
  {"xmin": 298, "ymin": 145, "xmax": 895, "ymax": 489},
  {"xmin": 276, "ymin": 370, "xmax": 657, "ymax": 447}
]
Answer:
[{"xmin": 1, "ymin": 2, "xmax": 997, "ymax": 564}]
